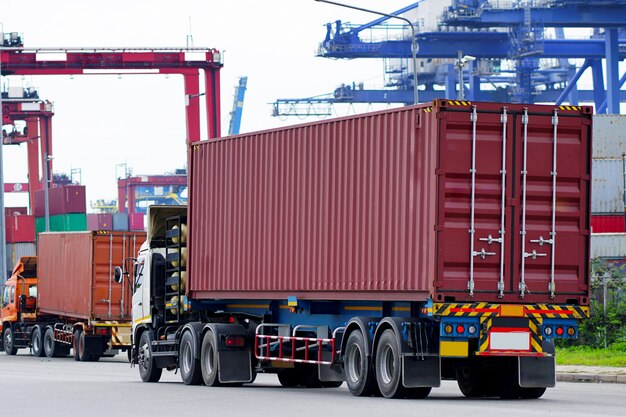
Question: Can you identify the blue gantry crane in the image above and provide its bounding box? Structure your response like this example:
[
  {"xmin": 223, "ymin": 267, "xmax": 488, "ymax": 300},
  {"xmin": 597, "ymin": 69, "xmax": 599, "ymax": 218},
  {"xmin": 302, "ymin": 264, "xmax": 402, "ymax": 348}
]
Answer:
[
  {"xmin": 273, "ymin": 0, "xmax": 626, "ymax": 116},
  {"xmin": 228, "ymin": 76, "xmax": 248, "ymax": 135}
]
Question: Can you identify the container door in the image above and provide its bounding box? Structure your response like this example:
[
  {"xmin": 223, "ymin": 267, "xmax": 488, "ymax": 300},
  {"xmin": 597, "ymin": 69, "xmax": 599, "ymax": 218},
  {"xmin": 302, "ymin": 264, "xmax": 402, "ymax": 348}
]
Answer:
[
  {"xmin": 437, "ymin": 106, "xmax": 511, "ymax": 298},
  {"xmin": 513, "ymin": 109, "xmax": 590, "ymax": 300}
]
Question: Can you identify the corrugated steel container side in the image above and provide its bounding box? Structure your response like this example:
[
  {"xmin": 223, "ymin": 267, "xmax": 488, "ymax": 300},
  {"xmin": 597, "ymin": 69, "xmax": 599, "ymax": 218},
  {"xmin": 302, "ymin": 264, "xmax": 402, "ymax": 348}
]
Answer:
[
  {"xmin": 129, "ymin": 213, "xmax": 145, "ymax": 231},
  {"xmin": 593, "ymin": 115, "xmax": 626, "ymax": 158},
  {"xmin": 36, "ymin": 214, "xmax": 87, "ymax": 234},
  {"xmin": 49, "ymin": 185, "xmax": 87, "ymax": 215},
  {"xmin": 5, "ymin": 215, "xmax": 36, "ymax": 243},
  {"xmin": 591, "ymin": 233, "xmax": 626, "ymax": 258},
  {"xmin": 5, "ymin": 207, "xmax": 27, "ymax": 216},
  {"xmin": 6, "ymin": 243, "xmax": 36, "ymax": 273},
  {"xmin": 591, "ymin": 158, "xmax": 625, "ymax": 213},
  {"xmin": 188, "ymin": 101, "xmax": 591, "ymax": 305},
  {"xmin": 37, "ymin": 231, "xmax": 146, "ymax": 321},
  {"xmin": 113, "ymin": 213, "xmax": 129, "ymax": 231},
  {"xmin": 189, "ymin": 104, "xmax": 437, "ymax": 301},
  {"xmin": 591, "ymin": 215, "xmax": 626, "ymax": 233}
]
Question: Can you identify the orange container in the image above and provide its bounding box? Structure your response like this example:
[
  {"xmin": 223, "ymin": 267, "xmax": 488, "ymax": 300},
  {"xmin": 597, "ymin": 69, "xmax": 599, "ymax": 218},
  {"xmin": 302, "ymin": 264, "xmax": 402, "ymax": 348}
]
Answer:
[{"xmin": 37, "ymin": 231, "xmax": 146, "ymax": 321}]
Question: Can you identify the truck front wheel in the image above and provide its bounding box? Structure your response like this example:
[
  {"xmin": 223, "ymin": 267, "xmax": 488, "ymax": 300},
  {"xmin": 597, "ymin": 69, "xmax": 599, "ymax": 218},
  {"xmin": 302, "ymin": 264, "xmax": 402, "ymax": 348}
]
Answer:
[
  {"xmin": 344, "ymin": 329, "xmax": 378, "ymax": 397},
  {"xmin": 138, "ymin": 331, "xmax": 162, "ymax": 383},
  {"xmin": 201, "ymin": 330, "xmax": 221, "ymax": 387},
  {"xmin": 180, "ymin": 331, "xmax": 202, "ymax": 385},
  {"xmin": 3, "ymin": 327, "xmax": 18, "ymax": 355}
]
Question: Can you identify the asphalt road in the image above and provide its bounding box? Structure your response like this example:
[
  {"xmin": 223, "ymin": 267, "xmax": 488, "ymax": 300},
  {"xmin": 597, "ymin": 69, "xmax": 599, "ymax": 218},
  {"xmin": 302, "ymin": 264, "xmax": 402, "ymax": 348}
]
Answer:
[{"xmin": 1, "ymin": 352, "xmax": 625, "ymax": 417}]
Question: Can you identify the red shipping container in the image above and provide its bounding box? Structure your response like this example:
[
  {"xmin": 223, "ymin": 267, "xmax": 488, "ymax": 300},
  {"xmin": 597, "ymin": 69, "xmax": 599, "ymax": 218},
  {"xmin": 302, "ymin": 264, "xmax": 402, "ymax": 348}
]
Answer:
[
  {"xmin": 87, "ymin": 213, "xmax": 113, "ymax": 231},
  {"xmin": 129, "ymin": 212, "xmax": 145, "ymax": 231},
  {"xmin": 37, "ymin": 231, "xmax": 146, "ymax": 321},
  {"xmin": 591, "ymin": 215, "xmax": 626, "ymax": 233},
  {"xmin": 5, "ymin": 215, "xmax": 36, "ymax": 243},
  {"xmin": 34, "ymin": 185, "xmax": 86, "ymax": 217},
  {"xmin": 5, "ymin": 207, "xmax": 27, "ymax": 216},
  {"xmin": 188, "ymin": 100, "xmax": 592, "ymax": 306}
]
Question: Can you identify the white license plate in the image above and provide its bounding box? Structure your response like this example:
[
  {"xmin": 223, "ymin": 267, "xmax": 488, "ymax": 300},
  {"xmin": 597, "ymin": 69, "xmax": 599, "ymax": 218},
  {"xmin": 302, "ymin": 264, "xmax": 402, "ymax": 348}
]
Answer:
[{"xmin": 489, "ymin": 331, "xmax": 530, "ymax": 351}]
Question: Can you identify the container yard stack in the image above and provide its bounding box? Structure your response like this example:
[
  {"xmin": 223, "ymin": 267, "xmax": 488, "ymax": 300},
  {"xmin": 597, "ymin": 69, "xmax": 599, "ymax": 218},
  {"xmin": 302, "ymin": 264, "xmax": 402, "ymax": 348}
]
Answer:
[
  {"xmin": 591, "ymin": 115, "xmax": 626, "ymax": 258},
  {"xmin": 4, "ymin": 209, "xmax": 36, "ymax": 276},
  {"xmin": 34, "ymin": 185, "xmax": 88, "ymax": 234},
  {"xmin": 87, "ymin": 213, "xmax": 114, "ymax": 231}
]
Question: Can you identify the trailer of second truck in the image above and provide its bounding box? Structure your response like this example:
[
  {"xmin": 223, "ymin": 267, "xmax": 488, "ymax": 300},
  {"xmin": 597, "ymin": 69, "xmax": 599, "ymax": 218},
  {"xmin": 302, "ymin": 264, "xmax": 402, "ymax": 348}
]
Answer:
[
  {"xmin": 1, "ymin": 231, "xmax": 145, "ymax": 360},
  {"xmin": 126, "ymin": 100, "xmax": 591, "ymax": 399}
]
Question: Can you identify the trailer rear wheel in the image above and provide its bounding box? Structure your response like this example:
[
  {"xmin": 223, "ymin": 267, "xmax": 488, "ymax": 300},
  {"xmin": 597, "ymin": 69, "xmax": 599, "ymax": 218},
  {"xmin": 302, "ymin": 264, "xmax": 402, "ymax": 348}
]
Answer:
[
  {"xmin": 277, "ymin": 368, "xmax": 299, "ymax": 387},
  {"xmin": 180, "ymin": 331, "xmax": 202, "ymax": 385},
  {"xmin": 344, "ymin": 329, "xmax": 378, "ymax": 396},
  {"xmin": 201, "ymin": 330, "xmax": 221, "ymax": 387},
  {"xmin": 457, "ymin": 366, "xmax": 489, "ymax": 397},
  {"xmin": 138, "ymin": 331, "xmax": 162, "ymax": 383},
  {"xmin": 520, "ymin": 387, "xmax": 547, "ymax": 399},
  {"xmin": 73, "ymin": 330, "xmax": 82, "ymax": 361},
  {"xmin": 43, "ymin": 328, "xmax": 55, "ymax": 358},
  {"xmin": 76, "ymin": 331, "xmax": 93, "ymax": 362},
  {"xmin": 375, "ymin": 329, "xmax": 410, "ymax": 398},
  {"xmin": 3, "ymin": 327, "xmax": 18, "ymax": 355},
  {"xmin": 32, "ymin": 327, "xmax": 45, "ymax": 357}
]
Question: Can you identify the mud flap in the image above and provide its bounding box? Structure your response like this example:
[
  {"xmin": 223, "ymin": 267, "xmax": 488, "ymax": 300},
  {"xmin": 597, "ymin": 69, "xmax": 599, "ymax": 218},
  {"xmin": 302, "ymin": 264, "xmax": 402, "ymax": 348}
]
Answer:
[
  {"xmin": 402, "ymin": 355, "xmax": 441, "ymax": 388},
  {"xmin": 519, "ymin": 356, "xmax": 556, "ymax": 388},
  {"xmin": 218, "ymin": 350, "xmax": 253, "ymax": 383},
  {"xmin": 318, "ymin": 350, "xmax": 343, "ymax": 382}
]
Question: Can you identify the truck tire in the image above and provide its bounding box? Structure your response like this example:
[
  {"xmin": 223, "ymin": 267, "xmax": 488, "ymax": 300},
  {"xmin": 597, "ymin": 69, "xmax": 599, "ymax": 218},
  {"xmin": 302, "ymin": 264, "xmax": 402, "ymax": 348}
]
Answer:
[
  {"xmin": 73, "ymin": 330, "xmax": 82, "ymax": 361},
  {"xmin": 344, "ymin": 329, "xmax": 378, "ymax": 397},
  {"xmin": 138, "ymin": 331, "xmax": 162, "ymax": 383},
  {"xmin": 200, "ymin": 330, "xmax": 221, "ymax": 387},
  {"xmin": 277, "ymin": 368, "xmax": 299, "ymax": 387},
  {"xmin": 31, "ymin": 326, "xmax": 45, "ymax": 357},
  {"xmin": 457, "ymin": 366, "xmax": 489, "ymax": 397},
  {"xmin": 76, "ymin": 331, "xmax": 93, "ymax": 362},
  {"xmin": 180, "ymin": 331, "xmax": 202, "ymax": 385},
  {"xmin": 43, "ymin": 327, "xmax": 56, "ymax": 358},
  {"xmin": 520, "ymin": 387, "xmax": 547, "ymax": 399},
  {"xmin": 374, "ymin": 329, "xmax": 410, "ymax": 398},
  {"xmin": 3, "ymin": 327, "xmax": 18, "ymax": 355}
]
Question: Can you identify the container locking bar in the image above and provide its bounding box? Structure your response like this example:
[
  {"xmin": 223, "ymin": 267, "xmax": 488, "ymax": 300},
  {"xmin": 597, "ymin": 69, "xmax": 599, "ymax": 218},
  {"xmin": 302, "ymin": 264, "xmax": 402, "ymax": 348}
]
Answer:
[
  {"xmin": 519, "ymin": 108, "xmax": 529, "ymax": 298},
  {"xmin": 548, "ymin": 109, "xmax": 559, "ymax": 299},
  {"xmin": 498, "ymin": 107, "xmax": 507, "ymax": 297},
  {"xmin": 468, "ymin": 106, "xmax": 478, "ymax": 297}
]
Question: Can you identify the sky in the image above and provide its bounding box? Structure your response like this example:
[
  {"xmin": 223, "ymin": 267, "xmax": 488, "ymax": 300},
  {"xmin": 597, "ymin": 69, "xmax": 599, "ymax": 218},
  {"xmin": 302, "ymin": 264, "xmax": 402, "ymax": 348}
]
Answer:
[{"xmin": 1, "ymin": 0, "xmax": 412, "ymax": 209}]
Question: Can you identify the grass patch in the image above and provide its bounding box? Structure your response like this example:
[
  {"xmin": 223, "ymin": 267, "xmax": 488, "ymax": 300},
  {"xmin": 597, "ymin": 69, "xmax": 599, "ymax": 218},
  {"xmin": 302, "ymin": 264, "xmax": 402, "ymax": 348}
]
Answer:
[{"xmin": 556, "ymin": 343, "xmax": 626, "ymax": 367}]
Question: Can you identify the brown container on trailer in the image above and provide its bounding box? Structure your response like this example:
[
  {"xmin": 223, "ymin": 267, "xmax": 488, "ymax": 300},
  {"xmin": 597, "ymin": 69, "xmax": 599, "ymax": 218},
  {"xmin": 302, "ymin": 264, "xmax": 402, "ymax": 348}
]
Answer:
[
  {"xmin": 37, "ymin": 231, "xmax": 146, "ymax": 321},
  {"xmin": 188, "ymin": 100, "xmax": 592, "ymax": 305}
]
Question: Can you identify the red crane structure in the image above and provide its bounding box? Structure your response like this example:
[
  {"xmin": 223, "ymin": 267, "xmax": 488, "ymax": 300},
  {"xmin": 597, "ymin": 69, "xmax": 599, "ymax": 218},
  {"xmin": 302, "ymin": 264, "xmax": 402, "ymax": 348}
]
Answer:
[
  {"xmin": 0, "ymin": 46, "xmax": 223, "ymax": 142},
  {"xmin": 2, "ymin": 96, "xmax": 54, "ymax": 210}
]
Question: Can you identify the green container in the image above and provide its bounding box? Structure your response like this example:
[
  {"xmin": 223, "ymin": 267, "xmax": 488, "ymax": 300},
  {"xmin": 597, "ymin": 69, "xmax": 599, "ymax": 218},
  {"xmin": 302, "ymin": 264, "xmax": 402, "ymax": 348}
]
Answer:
[{"xmin": 36, "ymin": 213, "xmax": 87, "ymax": 234}]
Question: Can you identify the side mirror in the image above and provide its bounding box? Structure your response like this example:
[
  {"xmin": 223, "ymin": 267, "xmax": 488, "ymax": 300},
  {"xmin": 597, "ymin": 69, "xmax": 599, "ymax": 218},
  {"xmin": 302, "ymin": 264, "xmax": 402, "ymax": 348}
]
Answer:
[{"xmin": 114, "ymin": 266, "xmax": 124, "ymax": 283}]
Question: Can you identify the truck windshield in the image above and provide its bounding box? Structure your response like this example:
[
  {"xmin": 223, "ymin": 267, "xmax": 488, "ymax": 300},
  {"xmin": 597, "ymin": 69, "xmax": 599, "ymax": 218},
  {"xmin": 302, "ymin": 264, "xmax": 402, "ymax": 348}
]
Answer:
[{"xmin": 2, "ymin": 285, "xmax": 9, "ymax": 307}]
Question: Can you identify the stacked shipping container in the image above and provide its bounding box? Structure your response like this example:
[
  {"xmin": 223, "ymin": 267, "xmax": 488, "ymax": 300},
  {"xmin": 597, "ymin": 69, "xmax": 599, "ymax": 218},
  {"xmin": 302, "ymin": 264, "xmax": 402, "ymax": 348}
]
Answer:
[
  {"xmin": 33, "ymin": 185, "xmax": 87, "ymax": 234},
  {"xmin": 591, "ymin": 115, "xmax": 626, "ymax": 258},
  {"xmin": 87, "ymin": 213, "xmax": 143, "ymax": 231},
  {"xmin": 4, "ymin": 208, "xmax": 36, "ymax": 274}
]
